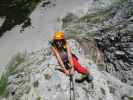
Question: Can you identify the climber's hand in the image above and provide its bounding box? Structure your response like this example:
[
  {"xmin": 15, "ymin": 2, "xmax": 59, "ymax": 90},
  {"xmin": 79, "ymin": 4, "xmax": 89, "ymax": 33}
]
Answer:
[{"xmin": 65, "ymin": 70, "xmax": 70, "ymax": 76}]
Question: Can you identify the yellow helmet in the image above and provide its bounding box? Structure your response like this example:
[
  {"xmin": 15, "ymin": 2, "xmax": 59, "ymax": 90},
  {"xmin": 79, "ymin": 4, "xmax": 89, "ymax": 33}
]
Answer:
[{"xmin": 53, "ymin": 32, "xmax": 65, "ymax": 40}]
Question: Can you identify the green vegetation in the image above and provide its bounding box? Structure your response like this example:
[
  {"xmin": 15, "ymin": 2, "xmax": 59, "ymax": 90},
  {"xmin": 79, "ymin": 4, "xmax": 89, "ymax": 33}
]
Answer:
[
  {"xmin": 0, "ymin": 52, "xmax": 27, "ymax": 97},
  {"xmin": 6, "ymin": 53, "xmax": 26, "ymax": 76},
  {"xmin": 0, "ymin": 0, "xmax": 42, "ymax": 36},
  {"xmin": 0, "ymin": 74, "xmax": 8, "ymax": 97},
  {"xmin": 128, "ymin": 97, "xmax": 133, "ymax": 100}
]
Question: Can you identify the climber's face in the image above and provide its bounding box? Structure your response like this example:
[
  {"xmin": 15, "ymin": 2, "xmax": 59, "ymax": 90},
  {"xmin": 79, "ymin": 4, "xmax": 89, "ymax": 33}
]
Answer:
[{"xmin": 55, "ymin": 39, "xmax": 64, "ymax": 48}]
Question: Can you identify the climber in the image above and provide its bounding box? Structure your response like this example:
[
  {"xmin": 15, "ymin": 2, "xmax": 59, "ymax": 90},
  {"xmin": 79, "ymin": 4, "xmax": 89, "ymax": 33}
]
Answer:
[{"xmin": 50, "ymin": 32, "xmax": 93, "ymax": 83}]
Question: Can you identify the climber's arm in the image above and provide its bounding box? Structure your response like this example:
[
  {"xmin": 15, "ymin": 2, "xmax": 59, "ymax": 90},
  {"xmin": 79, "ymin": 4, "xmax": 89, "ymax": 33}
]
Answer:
[
  {"xmin": 66, "ymin": 41, "xmax": 74, "ymax": 74},
  {"xmin": 51, "ymin": 46, "xmax": 69, "ymax": 75}
]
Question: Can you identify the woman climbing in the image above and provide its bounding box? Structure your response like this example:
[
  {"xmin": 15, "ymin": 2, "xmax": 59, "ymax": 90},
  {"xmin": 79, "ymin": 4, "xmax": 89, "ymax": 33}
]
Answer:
[{"xmin": 50, "ymin": 32, "xmax": 93, "ymax": 83}]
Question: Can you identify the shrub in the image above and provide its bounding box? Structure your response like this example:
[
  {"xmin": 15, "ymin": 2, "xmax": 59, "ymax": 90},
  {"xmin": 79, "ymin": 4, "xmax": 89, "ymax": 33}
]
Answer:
[{"xmin": 0, "ymin": 74, "xmax": 8, "ymax": 97}]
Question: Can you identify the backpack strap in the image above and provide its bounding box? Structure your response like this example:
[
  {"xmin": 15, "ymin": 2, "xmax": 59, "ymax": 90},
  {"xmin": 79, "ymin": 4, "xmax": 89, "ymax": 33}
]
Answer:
[{"xmin": 49, "ymin": 40, "xmax": 55, "ymax": 47}]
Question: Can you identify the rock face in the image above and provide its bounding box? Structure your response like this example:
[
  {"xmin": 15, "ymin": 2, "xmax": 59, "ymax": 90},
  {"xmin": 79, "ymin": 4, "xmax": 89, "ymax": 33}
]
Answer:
[
  {"xmin": 0, "ymin": 40, "xmax": 133, "ymax": 100},
  {"xmin": 93, "ymin": 0, "xmax": 133, "ymax": 85},
  {"xmin": 0, "ymin": 0, "xmax": 133, "ymax": 100},
  {"xmin": 95, "ymin": 31, "xmax": 133, "ymax": 84},
  {"xmin": 61, "ymin": 0, "xmax": 133, "ymax": 86}
]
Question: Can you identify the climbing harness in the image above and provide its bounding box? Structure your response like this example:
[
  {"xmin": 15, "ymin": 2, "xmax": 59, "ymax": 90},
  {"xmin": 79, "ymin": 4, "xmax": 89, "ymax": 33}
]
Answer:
[{"xmin": 69, "ymin": 74, "xmax": 75, "ymax": 100}]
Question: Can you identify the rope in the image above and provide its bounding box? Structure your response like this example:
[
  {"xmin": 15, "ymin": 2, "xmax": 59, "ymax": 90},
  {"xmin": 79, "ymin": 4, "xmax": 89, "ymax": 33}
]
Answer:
[
  {"xmin": 51, "ymin": 62, "xmax": 76, "ymax": 100},
  {"xmin": 69, "ymin": 75, "xmax": 75, "ymax": 100}
]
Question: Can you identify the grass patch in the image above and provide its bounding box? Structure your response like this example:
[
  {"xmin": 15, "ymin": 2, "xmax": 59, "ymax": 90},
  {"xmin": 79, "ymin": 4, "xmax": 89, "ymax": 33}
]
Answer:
[
  {"xmin": 0, "ymin": 52, "xmax": 27, "ymax": 97},
  {"xmin": 0, "ymin": 74, "xmax": 8, "ymax": 97},
  {"xmin": 6, "ymin": 52, "xmax": 26, "ymax": 76},
  {"xmin": 128, "ymin": 97, "xmax": 133, "ymax": 100}
]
